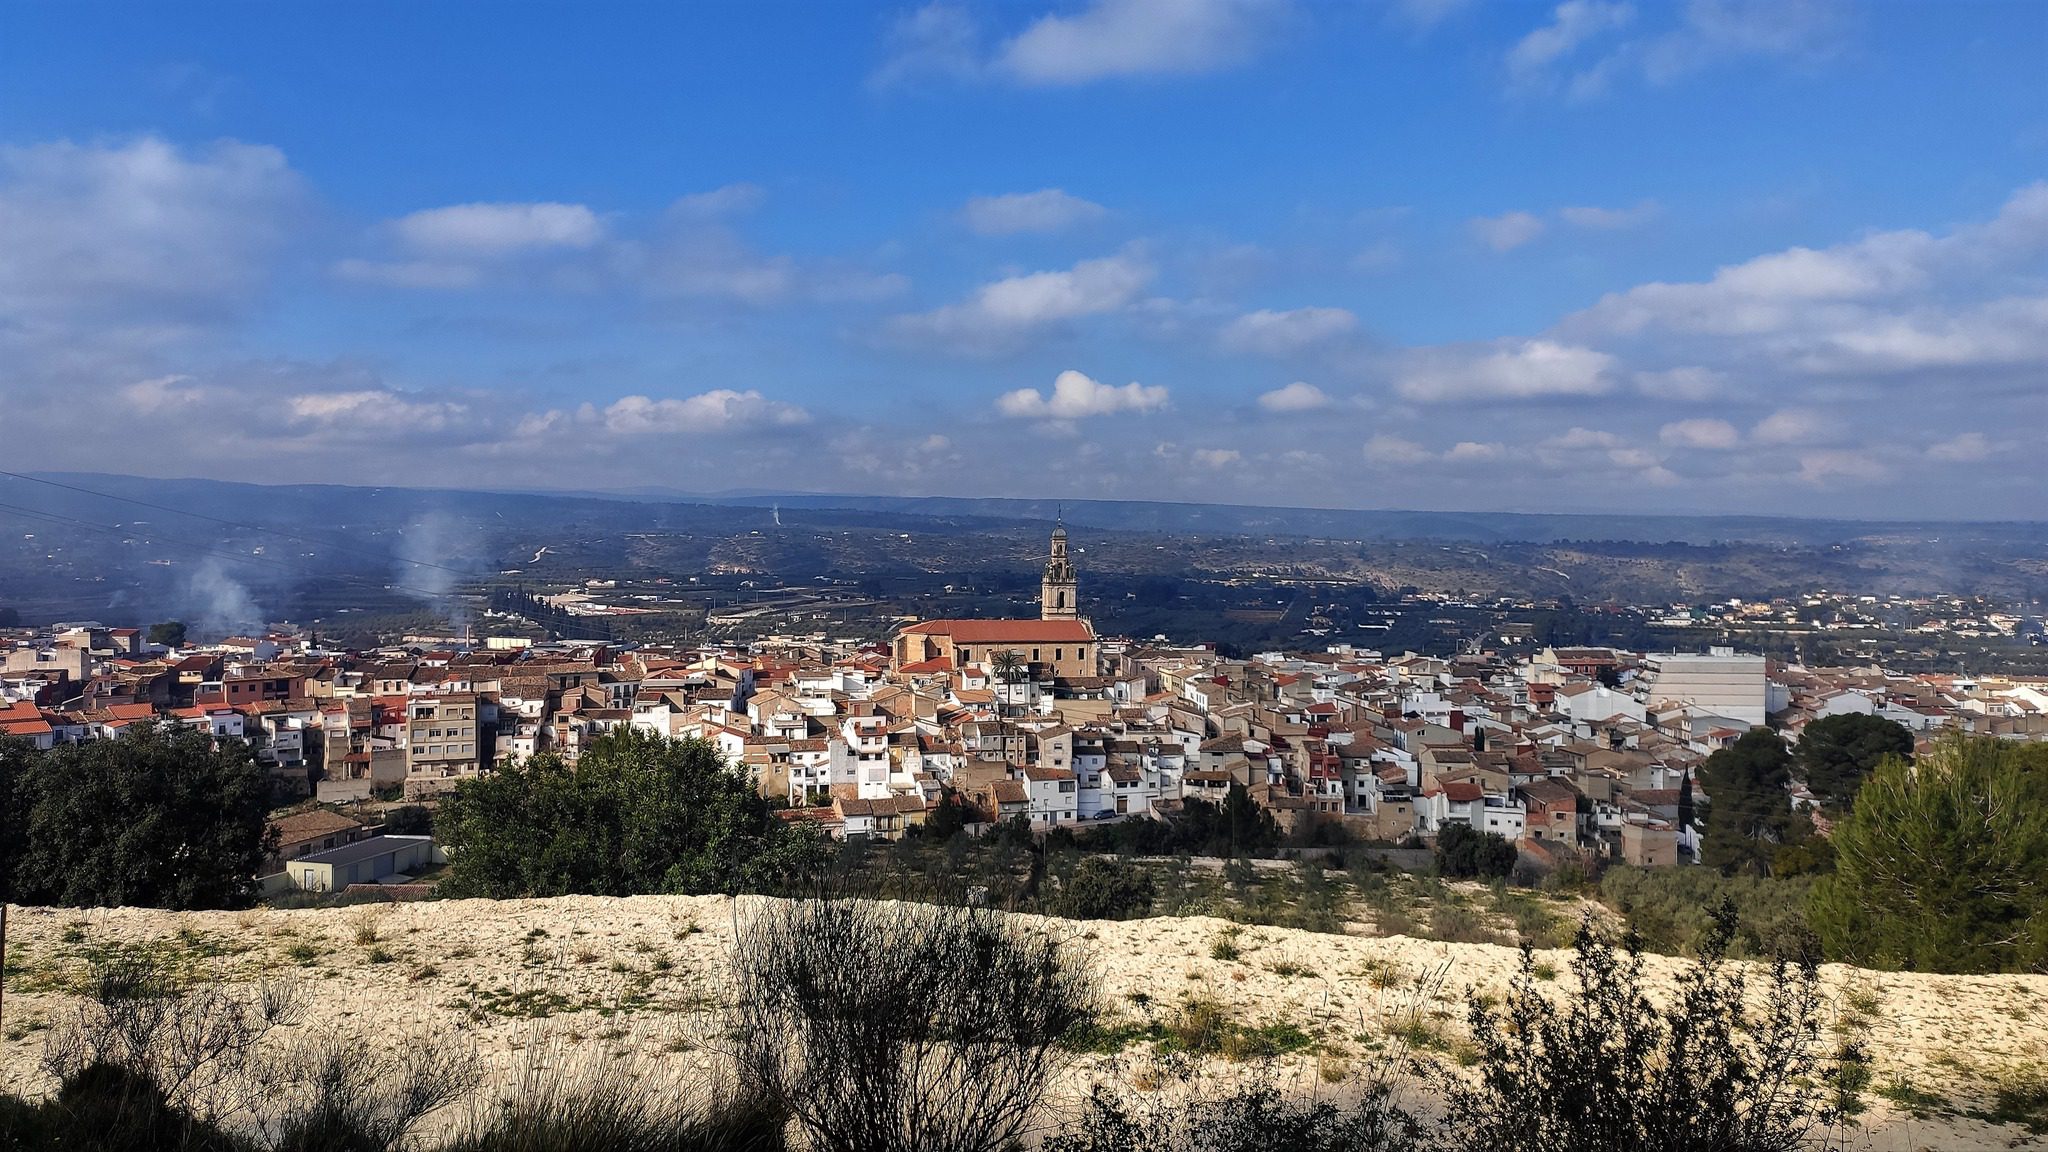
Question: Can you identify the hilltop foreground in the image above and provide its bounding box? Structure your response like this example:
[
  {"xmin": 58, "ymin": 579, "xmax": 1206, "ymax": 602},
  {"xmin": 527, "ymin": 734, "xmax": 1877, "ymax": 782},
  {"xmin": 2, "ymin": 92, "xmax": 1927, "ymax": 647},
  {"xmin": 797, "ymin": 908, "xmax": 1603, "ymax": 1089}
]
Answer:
[{"xmin": 3, "ymin": 895, "xmax": 2043, "ymax": 1149}]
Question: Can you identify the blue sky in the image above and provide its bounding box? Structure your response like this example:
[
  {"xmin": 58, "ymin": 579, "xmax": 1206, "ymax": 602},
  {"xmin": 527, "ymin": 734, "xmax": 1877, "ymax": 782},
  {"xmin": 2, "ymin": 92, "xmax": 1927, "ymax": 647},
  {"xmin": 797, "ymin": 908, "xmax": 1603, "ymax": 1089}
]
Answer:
[{"xmin": 1, "ymin": 0, "xmax": 2043, "ymax": 518}]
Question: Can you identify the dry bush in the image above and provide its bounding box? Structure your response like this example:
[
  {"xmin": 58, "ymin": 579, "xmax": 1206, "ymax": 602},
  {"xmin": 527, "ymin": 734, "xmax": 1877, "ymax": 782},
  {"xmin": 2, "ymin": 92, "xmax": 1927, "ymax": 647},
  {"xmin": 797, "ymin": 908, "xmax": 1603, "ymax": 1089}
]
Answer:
[{"xmin": 729, "ymin": 896, "xmax": 1093, "ymax": 1152}]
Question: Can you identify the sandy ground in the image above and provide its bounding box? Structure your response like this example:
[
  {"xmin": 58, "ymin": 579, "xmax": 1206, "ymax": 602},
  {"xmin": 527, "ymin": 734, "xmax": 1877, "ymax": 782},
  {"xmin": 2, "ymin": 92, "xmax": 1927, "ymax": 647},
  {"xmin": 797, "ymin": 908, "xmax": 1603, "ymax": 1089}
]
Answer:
[{"xmin": 2, "ymin": 895, "xmax": 2043, "ymax": 1149}]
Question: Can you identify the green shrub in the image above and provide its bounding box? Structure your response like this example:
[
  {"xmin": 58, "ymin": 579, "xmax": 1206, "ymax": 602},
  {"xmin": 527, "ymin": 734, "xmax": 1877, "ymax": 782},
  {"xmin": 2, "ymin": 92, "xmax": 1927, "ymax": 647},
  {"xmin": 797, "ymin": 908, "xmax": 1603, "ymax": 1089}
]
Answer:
[
  {"xmin": 1598, "ymin": 865, "xmax": 1812, "ymax": 958},
  {"xmin": 1434, "ymin": 824, "xmax": 1517, "ymax": 880},
  {"xmin": 1051, "ymin": 857, "xmax": 1156, "ymax": 920}
]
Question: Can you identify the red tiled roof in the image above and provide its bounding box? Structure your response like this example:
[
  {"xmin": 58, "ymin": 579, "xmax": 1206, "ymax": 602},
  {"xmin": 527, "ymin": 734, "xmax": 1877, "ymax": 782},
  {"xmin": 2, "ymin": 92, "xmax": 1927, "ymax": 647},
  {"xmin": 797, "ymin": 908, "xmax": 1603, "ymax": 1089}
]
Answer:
[{"xmin": 899, "ymin": 619, "xmax": 1094, "ymax": 643}]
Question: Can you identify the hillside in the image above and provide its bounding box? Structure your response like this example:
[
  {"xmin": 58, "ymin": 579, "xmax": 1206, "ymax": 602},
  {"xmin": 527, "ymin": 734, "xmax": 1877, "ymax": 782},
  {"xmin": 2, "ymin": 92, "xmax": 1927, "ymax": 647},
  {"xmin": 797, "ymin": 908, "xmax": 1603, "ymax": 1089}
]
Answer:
[{"xmin": 3, "ymin": 895, "xmax": 2043, "ymax": 1147}]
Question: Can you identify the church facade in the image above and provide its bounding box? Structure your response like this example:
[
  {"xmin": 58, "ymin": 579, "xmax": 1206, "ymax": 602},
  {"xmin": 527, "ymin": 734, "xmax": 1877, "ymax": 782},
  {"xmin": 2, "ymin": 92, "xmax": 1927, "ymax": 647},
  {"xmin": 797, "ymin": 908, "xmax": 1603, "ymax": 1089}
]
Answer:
[{"xmin": 891, "ymin": 522, "xmax": 1098, "ymax": 679}]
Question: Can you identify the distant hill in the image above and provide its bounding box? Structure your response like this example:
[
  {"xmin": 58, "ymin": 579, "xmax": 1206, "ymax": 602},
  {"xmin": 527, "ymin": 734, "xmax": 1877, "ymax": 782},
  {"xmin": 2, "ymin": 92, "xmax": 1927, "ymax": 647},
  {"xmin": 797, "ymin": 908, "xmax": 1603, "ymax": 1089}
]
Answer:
[{"xmin": 5, "ymin": 472, "xmax": 2047, "ymax": 627}]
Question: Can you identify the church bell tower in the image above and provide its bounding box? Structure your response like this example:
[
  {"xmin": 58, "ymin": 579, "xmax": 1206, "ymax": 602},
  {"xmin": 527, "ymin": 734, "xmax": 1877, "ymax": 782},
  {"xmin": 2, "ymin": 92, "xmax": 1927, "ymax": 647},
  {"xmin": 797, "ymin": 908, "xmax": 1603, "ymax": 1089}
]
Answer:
[{"xmin": 1041, "ymin": 517, "xmax": 1077, "ymax": 621}]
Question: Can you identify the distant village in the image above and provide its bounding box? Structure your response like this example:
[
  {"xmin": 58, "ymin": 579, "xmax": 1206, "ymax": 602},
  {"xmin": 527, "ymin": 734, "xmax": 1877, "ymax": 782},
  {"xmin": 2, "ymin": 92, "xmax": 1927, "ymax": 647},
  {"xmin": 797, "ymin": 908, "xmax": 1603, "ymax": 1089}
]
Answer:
[{"xmin": 6, "ymin": 522, "xmax": 2048, "ymax": 894}]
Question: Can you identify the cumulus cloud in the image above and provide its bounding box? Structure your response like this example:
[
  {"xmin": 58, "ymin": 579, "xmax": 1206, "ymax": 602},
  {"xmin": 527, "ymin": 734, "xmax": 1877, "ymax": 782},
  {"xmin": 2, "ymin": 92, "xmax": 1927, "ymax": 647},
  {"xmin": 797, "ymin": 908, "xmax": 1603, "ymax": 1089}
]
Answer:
[
  {"xmin": 1751, "ymin": 408, "xmax": 1829, "ymax": 445},
  {"xmin": 1444, "ymin": 440, "xmax": 1505, "ymax": 463},
  {"xmin": 1568, "ymin": 183, "xmax": 2048, "ymax": 382},
  {"xmin": 1256, "ymin": 381, "xmax": 1330, "ymax": 412},
  {"xmin": 393, "ymin": 202, "xmax": 603, "ymax": 255},
  {"xmin": 997, "ymin": 369, "xmax": 1168, "ymax": 420},
  {"xmin": 875, "ymin": 0, "xmax": 1286, "ymax": 88},
  {"xmin": 1468, "ymin": 210, "xmax": 1546, "ymax": 252},
  {"xmin": 1219, "ymin": 307, "xmax": 1357, "ymax": 355},
  {"xmin": 996, "ymin": 0, "xmax": 1287, "ymax": 85},
  {"xmin": 0, "ymin": 135, "xmax": 302, "ymax": 328},
  {"xmin": 1192, "ymin": 447, "xmax": 1242, "ymax": 468},
  {"xmin": 1658, "ymin": 417, "xmax": 1740, "ymax": 449},
  {"xmin": 889, "ymin": 253, "xmax": 1151, "ymax": 353},
  {"xmin": 595, "ymin": 390, "xmax": 810, "ymax": 434},
  {"xmin": 1395, "ymin": 339, "xmax": 1615, "ymax": 402},
  {"xmin": 286, "ymin": 389, "xmax": 471, "ymax": 434},
  {"xmin": 962, "ymin": 189, "xmax": 1107, "ymax": 235},
  {"xmin": 1362, "ymin": 434, "xmax": 1435, "ymax": 466}
]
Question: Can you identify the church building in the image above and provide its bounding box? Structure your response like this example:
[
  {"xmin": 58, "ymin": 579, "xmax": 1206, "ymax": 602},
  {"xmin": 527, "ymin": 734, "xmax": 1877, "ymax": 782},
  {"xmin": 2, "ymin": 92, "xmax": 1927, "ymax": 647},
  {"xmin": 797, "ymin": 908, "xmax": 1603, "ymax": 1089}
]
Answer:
[{"xmin": 891, "ymin": 521, "xmax": 1098, "ymax": 679}]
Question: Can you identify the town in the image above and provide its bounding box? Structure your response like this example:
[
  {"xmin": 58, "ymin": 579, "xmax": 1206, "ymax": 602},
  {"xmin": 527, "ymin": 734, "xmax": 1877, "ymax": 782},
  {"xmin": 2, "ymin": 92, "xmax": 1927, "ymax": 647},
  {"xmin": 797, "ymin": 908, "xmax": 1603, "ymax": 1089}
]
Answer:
[{"xmin": 5, "ymin": 520, "xmax": 2042, "ymax": 896}]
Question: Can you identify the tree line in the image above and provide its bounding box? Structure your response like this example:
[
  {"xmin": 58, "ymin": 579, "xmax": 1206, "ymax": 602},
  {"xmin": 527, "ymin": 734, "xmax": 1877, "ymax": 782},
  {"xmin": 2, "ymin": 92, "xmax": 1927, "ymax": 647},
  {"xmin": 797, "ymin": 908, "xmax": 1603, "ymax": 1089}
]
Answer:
[{"xmin": 1691, "ymin": 719, "xmax": 2046, "ymax": 974}]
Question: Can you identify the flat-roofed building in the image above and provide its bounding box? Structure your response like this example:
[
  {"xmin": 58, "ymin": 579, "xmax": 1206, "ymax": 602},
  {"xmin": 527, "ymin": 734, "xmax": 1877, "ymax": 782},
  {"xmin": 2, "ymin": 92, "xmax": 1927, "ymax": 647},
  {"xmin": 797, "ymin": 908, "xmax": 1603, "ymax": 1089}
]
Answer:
[
  {"xmin": 404, "ymin": 692, "xmax": 481, "ymax": 798},
  {"xmin": 1636, "ymin": 647, "xmax": 1767, "ymax": 727}
]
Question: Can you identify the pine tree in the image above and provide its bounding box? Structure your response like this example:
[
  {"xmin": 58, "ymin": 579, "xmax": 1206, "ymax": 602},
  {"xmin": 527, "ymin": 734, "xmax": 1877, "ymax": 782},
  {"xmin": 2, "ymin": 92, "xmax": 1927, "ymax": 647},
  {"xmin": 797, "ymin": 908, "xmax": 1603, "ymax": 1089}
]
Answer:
[
  {"xmin": 1810, "ymin": 736, "xmax": 2048, "ymax": 974},
  {"xmin": 1699, "ymin": 729, "xmax": 1796, "ymax": 875}
]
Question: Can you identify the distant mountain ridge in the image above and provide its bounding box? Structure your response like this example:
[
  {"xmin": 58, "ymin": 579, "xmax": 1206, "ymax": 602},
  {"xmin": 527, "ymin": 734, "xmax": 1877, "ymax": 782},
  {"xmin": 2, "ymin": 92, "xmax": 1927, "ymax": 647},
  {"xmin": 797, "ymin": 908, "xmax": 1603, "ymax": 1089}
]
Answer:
[{"xmin": 22, "ymin": 472, "xmax": 2048, "ymax": 547}]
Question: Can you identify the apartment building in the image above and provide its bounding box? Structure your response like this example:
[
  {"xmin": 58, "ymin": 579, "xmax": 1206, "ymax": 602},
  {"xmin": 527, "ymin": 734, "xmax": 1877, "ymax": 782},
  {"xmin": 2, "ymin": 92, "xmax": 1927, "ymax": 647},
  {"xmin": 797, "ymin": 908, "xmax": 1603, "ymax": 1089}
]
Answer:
[{"xmin": 405, "ymin": 692, "xmax": 483, "ymax": 798}]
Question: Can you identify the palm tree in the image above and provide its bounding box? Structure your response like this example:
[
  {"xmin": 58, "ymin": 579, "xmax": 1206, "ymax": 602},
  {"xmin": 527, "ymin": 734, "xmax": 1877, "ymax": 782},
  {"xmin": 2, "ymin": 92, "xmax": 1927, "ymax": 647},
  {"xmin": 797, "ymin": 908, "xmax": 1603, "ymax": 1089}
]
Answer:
[{"xmin": 988, "ymin": 649, "xmax": 1028, "ymax": 762}]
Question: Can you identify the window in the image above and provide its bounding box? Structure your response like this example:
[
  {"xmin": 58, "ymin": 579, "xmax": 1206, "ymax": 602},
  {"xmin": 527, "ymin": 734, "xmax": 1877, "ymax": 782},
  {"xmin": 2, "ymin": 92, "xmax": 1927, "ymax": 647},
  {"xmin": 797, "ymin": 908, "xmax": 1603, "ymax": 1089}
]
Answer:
[{"xmin": 1055, "ymin": 648, "xmax": 1063, "ymax": 661}]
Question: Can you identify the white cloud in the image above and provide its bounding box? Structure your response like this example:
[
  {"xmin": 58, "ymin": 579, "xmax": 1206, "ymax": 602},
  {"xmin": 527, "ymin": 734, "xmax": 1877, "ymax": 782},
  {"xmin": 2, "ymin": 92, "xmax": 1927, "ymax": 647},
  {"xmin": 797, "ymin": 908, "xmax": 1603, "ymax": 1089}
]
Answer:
[
  {"xmin": 286, "ymin": 389, "xmax": 470, "ymax": 434},
  {"xmin": 1444, "ymin": 440, "xmax": 1505, "ymax": 463},
  {"xmin": 998, "ymin": 369, "xmax": 1168, "ymax": 419},
  {"xmin": 1508, "ymin": 1, "xmax": 1634, "ymax": 83},
  {"xmin": 997, "ymin": 0, "xmax": 1285, "ymax": 85},
  {"xmin": 1641, "ymin": 0, "xmax": 1848, "ymax": 85},
  {"xmin": 597, "ymin": 391, "xmax": 811, "ymax": 435},
  {"xmin": 1362, "ymin": 434, "xmax": 1434, "ymax": 466},
  {"xmin": 1256, "ymin": 381, "xmax": 1330, "ymax": 412},
  {"xmin": 1193, "ymin": 447, "xmax": 1242, "ymax": 468},
  {"xmin": 1796, "ymin": 448, "xmax": 1887, "ymax": 485},
  {"xmin": 1576, "ymin": 233, "xmax": 1937, "ymax": 336},
  {"xmin": 1659, "ymin": 417, "xmax": 1740, "ymax": 450},
  {"xmin": 1513, "ymin": 0, "xmax": 1847, "ymax": 98},
  {"xmin": 667, "ymin": 183, "xmax": 766, "ymax": 221},
  {"xmin": 1395, "ymin": 339, "xmax": 1615, "ymax": 402},
  {"xmin": 1751, "ymin": 408, "xmax": 1828, "ymax": 445},
  {"xmin": 1468, "ymin": 210, "xmax": 1547, "ymax": 252},
  {"xmin": 1219, "ymin": 306, "xmax": 1357, "ymax": 355},
  {"xmin": 871, "ymin": 3, "xmax": 985, "ymax": 87},
  {"xmin": 961, "ymin": 189, "xmax": 1107, "ymax": 235},
  {"xmin": 1559, "ymin": 200, "xmax": 1660, "ymax": 230},
  {"xmin": 121, "ymin": 375, "xmax": 207, "ymax": 412},
  {"xmin": 890, "ymin": 253, "xmax": 1151, "ymax": 352},
  {"xmin": 1633, "ymin": 366, "xmax": 1725, "ymax": 400},
  {"xmin": 1566, "ymin": 183, "xmax": 2048, "ymax": 400},
  {"xmin": 1926, "ymin": 432, "xmax": 1992, "ymax": 463},
  {"xmin": 1543, "ymin": 426, "xmax": 1623, "ymax": 450},
  {"xmin": 0, "ymin": 135, "xmax": 302, "ymax": 327},
  {"xmin": 393, "ymin": 202, "xmax": 603, "ymax": 255}
]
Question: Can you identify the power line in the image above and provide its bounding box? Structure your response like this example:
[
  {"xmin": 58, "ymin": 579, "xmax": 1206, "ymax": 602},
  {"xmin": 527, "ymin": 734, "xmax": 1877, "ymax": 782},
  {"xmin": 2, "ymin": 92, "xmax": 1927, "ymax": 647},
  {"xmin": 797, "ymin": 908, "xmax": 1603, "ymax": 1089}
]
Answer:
[
  {"xmin": 0, "ymin": 469, "xmax": 473, "ymax": 577},
  {"xmin": 0, "ymin": 500, "xmax": 625, "ymax": 645}
]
